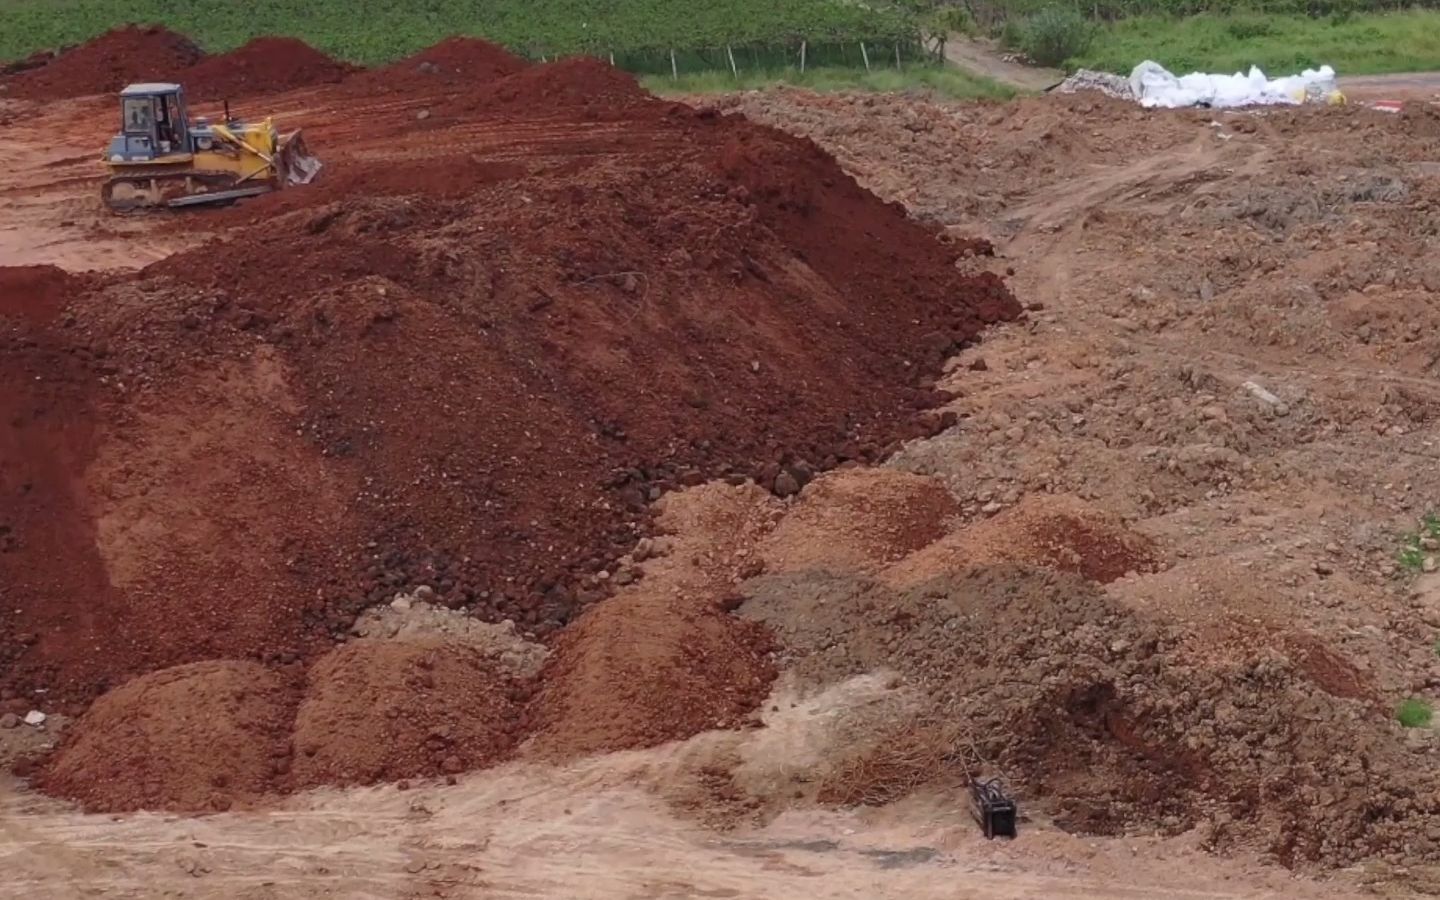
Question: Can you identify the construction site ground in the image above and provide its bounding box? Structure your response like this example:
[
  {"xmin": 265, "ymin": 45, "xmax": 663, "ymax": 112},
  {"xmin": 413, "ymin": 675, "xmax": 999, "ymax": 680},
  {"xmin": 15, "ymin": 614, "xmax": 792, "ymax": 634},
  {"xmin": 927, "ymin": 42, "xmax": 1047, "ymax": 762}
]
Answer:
[{"xmin": 7, "ymin": 33, "xmax": 1440, "ymax": 899}]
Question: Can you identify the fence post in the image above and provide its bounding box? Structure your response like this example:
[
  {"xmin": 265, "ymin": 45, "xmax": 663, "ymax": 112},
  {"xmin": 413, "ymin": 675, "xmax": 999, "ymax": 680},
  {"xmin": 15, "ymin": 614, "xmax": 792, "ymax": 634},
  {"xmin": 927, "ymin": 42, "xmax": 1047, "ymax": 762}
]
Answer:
[
  {"xmin": 670, "ymin": 48, "xmax": 678, "ymax": 80},
  {"xmin": 727, "ymin": 44, "xmax": 738, "ymax": 78},
  {"xmin": 895, "ymin": 43, "xmax": 901, "ymax": 71},
  {"xmin": 800, "ymin": 40, "xmax": 807, "ymax": 73},
  {"xmin": 860, "ymin": 42, "xmax": 870, "ymax": 72}
]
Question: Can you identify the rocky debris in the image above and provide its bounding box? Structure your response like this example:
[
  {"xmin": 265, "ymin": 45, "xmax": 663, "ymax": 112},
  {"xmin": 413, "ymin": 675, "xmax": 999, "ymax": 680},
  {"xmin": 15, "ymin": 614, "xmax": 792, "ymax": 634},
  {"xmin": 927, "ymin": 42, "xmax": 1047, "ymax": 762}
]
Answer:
[
  {"xmin": 352, "ymin": 598, "xmax": 548, "ymax": 678},
  {"xmin": 0, "ymin": 713, "xmax": 18, "ymax": 729},
  {"xmin": 1055, "ymin": 70, "xmax": 1134, "ymax": 100},
  {"xmin": 773, "ymin": 471, "xmax": 801, "ymax": 498},
  {"xmin": 23, "ymin": 710, "xmax": 45, "ymax": 727}
]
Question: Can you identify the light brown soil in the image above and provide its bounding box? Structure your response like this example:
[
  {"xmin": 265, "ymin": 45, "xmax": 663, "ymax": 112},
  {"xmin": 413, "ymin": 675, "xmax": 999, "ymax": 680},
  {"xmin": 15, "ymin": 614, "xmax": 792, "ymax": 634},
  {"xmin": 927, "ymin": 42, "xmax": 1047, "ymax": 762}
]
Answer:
[
  {"xmin": 292, "ymin": 639, "xmax": 523, "ymax": 788},
  {"xmin": 760, "ymin": 469, "xmax": 959, "ymax": 575}
]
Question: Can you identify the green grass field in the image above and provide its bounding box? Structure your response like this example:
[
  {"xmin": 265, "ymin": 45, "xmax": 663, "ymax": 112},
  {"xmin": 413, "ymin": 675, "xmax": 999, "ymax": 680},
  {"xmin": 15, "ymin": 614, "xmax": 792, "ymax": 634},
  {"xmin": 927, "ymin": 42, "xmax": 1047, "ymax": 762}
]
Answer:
[
  {"xmin": 0, "ymin": 0, "xmax": 922, "ymax": 65},
  {"xmin": 1072, "ymin": 9, "xmax": 1440, "ymax": 76}
]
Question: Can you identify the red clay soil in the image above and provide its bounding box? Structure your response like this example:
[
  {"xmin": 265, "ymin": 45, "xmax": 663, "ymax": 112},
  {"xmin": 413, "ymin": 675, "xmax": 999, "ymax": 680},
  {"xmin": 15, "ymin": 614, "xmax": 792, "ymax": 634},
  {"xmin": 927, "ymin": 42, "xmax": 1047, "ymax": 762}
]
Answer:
[
  {"xmin": 447, "ymin": 57, "xmax": 654, "ymax": 116},
  {"xmin": 291, "ymin": 639, "xmax": 523, "ymax": 787},
  {"xmin": 178, "ymin": 37, "xmax": 355, "ymax": 102},
  {"xmin": 0, "ymin": 265, "xmax": 85, "ymax": 324},
  {"xmin": 524, "ymin": 592, "xmax": 776, "ymax": 758},
  {"xmin": 0, "ymin": 48, "xmax": 1016, "ymax": 716},
  {"xmin": 3, "ymin": 26, "xmax": 202, "ymax": 99},
  {"xmin": 37, "ymin": 661, "xmax": 297, "ymax": 813},
  {"xmin": 356, "ymin": 36, "xmax": 530, "ymax": 90}
]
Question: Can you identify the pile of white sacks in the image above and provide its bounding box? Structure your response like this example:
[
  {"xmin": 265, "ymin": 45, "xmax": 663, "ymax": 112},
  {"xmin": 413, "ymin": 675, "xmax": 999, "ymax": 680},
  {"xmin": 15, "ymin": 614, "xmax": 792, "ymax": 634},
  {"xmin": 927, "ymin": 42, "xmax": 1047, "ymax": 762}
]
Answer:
[{"xmin": 1058, "ymin": 60, "xmax": 1343, "ymax": 109}]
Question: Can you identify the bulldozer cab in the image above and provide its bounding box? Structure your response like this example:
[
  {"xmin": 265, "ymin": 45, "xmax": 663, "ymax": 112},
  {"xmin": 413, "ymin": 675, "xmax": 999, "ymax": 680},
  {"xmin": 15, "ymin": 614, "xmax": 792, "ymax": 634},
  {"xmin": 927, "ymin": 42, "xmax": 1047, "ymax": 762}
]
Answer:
[{"xmin": 107, "ymin": 83, "xmax": 190, "ymax": 163}]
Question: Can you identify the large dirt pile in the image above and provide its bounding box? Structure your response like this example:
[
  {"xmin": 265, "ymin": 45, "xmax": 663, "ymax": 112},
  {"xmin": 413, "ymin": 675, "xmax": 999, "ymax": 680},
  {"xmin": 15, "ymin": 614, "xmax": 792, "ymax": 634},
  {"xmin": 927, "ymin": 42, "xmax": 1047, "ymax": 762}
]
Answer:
[
  {"xmin": 741, "ymin": 565, "xmax": 1440, "ymax": 869},
  {"xmin": 0, "ymin": 63, "xmax": 1015, "ymax": 709},
  {"xmin": 37, "ymin": 661, "xmax": 295, "ymax": 813},
  {"xmin": 3, "ymin": 26, "xmax": 202, "ymax": 99},
  {"xmin": 180, "ymin": 37, "xmax": 354, "ymax": 101},
  {"xmin": 292, "ymin": 639, "xmax": 523, "ymax": 787}
]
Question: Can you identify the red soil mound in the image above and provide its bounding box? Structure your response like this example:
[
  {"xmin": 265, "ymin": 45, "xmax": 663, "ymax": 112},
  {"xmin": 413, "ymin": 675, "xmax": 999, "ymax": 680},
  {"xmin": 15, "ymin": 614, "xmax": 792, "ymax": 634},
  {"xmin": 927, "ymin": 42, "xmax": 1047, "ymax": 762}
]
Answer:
[
  {"xmin": 1, "ymin": 57, "xmax": 1016, "ymax": 712},
  {"xmin": 292, "ymin": 639, "xmax": 522, "ymax": 787},
  {"xmin": 401, "ymin": 36, "xmax": 530, "ymax": 78},
  {"xmin": 180, "ymin": 37, "xmax": 354, "ymax": 102},
  {"xmin": 525, "ymin": 592, "xmax": 776, "ymax": 758},
  {"xmin": 350, "ymin": 36, "xmax": 530, "ymax": 92},
  {"xmin": 4, "ymin": 25, "xmax": 202, "ymax": 99},
  {"xmin": 449, "ymin": 57, "xmax": 652, "ymax": 116},
  {"xmin": 38, "ymin": 661, "xmax": 296, "ymax": 813}
]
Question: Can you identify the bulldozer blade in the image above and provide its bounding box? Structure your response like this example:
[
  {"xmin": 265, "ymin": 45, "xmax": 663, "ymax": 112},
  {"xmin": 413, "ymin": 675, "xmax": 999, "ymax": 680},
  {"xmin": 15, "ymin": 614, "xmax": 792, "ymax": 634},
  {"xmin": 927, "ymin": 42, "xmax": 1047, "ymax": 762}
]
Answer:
[{"xmin": 277, "ymin": 129, "xmax": 322, "ymax": 186}]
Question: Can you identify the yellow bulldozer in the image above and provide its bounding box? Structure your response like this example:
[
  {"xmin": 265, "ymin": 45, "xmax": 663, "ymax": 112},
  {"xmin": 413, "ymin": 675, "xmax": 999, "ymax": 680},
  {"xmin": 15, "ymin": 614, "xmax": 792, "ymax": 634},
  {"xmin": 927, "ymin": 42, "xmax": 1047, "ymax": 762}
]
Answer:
[{"xmin": 101, "ymin": 82, "xmax": 320, "ymax": 211}]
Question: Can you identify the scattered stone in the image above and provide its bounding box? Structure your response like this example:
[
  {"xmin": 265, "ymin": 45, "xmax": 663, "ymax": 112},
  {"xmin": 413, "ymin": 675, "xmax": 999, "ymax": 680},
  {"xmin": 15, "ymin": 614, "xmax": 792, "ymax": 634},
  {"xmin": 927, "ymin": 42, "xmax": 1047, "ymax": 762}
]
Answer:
[
  {"xmin": 23, "ymin": 710, "xmax": 46, "ymax": 727},
  {"xmin": 0, "ymin": 713, "xmax": 18, "ymax": 729},
  {"xmin": 968, "ymin": 357, "xmax": 989, "ymax": 372},
  {"xmin": 1314, "ymin": 561, "xmax": 1334, "ymax": 577},
  {"xmin": 416, "ymin": 109, "xmax": 431, "ymax": 121},
  {"xmin": 1425, "ymin": 557, "xmax": 1438, "ymax": 574},
  {"xmin": 774, "ymin": 471, "xmax": 801, "ymax": 497},
  {"xmin": 413, "ymin": 585, "xmax": 435, "ymax": 601},
  {"xmin": 981, "ymin": 501, "xmax": 1004, "ymax": 516}
]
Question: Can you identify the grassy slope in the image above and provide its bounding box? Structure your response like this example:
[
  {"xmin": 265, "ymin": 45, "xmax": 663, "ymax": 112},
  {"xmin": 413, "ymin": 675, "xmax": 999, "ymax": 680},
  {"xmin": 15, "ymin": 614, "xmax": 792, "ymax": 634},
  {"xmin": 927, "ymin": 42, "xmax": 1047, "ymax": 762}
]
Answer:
[
  {"xmin": 645, "ymin": 65, "xmax": 1014, "ymax": 99},
  {"xmin": 1071, "ymin": 10, "xmax": 1440, "ymax": 76}
]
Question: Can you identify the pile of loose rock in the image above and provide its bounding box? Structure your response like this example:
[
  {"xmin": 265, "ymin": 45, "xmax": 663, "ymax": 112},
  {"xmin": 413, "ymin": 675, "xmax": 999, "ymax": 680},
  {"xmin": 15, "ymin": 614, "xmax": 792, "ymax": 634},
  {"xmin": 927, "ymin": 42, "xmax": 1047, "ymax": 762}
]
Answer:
[{"xmin": 1055, "ymin": 69, "xmax": 1134, "ymax": 100}]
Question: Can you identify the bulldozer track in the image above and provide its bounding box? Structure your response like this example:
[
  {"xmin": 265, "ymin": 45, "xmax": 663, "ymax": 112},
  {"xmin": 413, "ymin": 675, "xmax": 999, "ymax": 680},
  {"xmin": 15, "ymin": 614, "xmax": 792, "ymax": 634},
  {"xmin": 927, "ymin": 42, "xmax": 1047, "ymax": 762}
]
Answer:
[{"xmin": 101, "ymin": 170, "xmax": 261, "ymax": 212}]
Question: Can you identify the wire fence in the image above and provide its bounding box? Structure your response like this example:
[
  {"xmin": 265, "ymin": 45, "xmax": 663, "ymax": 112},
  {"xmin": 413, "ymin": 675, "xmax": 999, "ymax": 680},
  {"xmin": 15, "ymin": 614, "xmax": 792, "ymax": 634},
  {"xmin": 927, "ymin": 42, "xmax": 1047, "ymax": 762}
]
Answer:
[{"xmin": 529, "ymin": 38, "xmax": 942, "ymax": 77}]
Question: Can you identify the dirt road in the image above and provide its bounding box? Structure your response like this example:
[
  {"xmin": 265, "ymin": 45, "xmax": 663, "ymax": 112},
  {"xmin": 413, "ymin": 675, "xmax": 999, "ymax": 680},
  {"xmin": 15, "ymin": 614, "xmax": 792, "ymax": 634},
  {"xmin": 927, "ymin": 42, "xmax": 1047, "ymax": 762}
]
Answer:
[{"xmin": 943, "ymin": 36, "xmax": 1063, "ymax": 91}]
